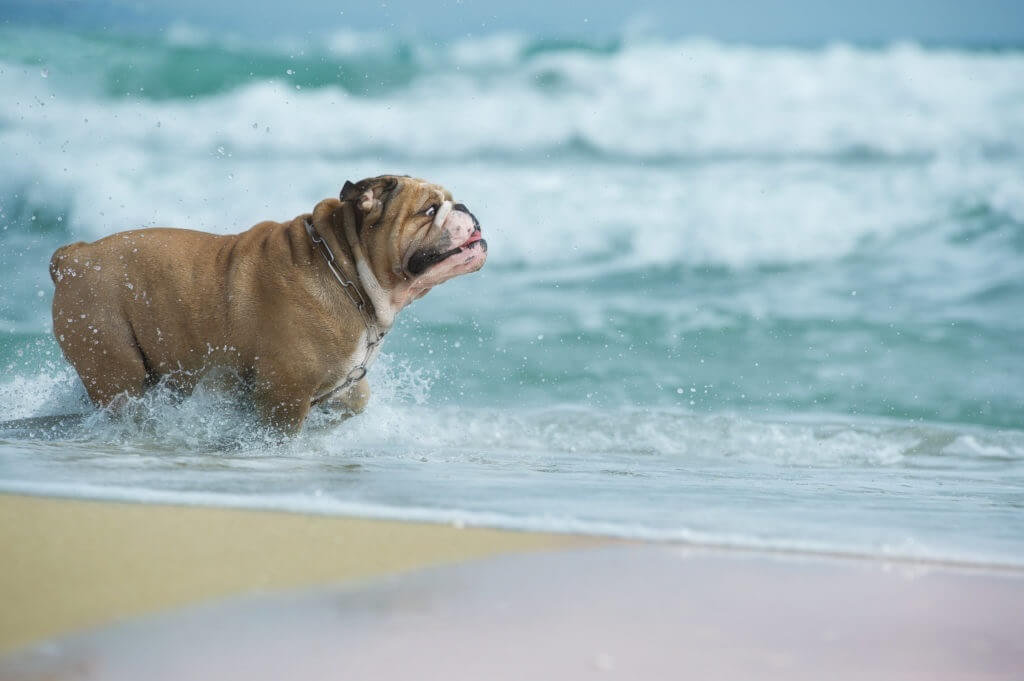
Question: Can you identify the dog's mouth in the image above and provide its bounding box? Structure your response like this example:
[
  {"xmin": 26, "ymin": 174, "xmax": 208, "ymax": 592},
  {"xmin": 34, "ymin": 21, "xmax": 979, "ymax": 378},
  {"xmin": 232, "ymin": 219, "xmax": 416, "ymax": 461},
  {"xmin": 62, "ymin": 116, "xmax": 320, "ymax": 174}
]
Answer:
[{"xmin": 407, "ymin": 228, "xmax": 487, "ymax": 276}]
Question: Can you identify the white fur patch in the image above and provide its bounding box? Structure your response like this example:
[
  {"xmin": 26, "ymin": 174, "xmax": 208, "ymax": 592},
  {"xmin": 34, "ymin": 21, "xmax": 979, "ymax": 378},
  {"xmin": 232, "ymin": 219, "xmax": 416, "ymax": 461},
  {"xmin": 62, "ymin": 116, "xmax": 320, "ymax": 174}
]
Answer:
[{"xmin": 356, "ymin": 258, "xmax": 395, "ymax": 327}]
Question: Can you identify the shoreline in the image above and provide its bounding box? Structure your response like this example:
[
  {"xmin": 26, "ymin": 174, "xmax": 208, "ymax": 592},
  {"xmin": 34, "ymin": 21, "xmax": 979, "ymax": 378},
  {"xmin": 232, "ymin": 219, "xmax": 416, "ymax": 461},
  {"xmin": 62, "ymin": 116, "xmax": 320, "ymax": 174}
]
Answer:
[{"xmin": 4, "ymin": 485, "xmax": 1023, "ymax": 574}]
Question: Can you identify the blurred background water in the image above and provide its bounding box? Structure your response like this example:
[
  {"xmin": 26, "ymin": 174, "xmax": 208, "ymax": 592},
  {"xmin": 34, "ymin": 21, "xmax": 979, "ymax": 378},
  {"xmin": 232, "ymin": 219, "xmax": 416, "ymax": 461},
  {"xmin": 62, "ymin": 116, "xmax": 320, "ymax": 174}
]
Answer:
[{"xmin": 1, "ymin": 1, "xmax": 1023, "ymax": 565}]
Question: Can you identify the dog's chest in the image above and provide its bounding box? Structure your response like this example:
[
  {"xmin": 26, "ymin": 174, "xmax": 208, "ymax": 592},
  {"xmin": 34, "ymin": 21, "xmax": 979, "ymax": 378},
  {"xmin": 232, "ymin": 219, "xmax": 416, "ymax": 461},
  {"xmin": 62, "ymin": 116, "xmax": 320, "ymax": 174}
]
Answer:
[
  {"xmin": 348, "ymin": 329, "xmax": 383, "ymax": 375},
  {"xmin": 317, "ymin": 329, "xmax": 382, "ymax": 400}
]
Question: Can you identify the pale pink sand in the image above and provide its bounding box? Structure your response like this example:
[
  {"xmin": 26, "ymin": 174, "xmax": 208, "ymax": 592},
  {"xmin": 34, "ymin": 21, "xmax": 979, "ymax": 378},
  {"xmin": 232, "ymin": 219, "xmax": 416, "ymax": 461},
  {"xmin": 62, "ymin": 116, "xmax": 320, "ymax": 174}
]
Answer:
[{"xmin": 4, "ymin": 545, "xmax": 1022, "ymax": 680}]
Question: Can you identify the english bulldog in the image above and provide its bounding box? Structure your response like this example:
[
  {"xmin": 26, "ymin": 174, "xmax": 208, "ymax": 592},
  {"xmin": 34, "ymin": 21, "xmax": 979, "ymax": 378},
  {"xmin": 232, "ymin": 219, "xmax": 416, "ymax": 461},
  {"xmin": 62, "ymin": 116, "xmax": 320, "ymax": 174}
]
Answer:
[{"xmin": 49, "ymin": 175, "xmax": 487, "ymax": 434}]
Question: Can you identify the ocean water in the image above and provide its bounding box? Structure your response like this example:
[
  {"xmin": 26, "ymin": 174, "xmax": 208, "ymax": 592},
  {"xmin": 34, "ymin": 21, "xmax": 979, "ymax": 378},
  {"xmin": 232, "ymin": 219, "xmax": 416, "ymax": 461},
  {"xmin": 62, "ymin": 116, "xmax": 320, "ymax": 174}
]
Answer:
[{"xmin": 1, "ymin": 25, "xmax": 1023, "ymax": 565}]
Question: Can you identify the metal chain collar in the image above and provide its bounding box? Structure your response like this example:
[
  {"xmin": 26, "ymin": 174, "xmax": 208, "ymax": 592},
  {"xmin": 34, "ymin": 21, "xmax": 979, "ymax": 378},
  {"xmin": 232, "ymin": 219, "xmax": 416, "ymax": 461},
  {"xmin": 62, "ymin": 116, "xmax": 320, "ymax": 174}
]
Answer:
[{"xmin": 304, "ymin": 219, "xmax": 386, "ymax": 404}]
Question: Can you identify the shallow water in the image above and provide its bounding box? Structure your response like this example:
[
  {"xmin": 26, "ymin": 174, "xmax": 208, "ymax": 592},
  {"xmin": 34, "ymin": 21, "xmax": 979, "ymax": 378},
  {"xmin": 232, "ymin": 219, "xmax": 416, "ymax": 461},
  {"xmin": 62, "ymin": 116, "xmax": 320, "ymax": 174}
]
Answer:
[{"xmin": 1, "ymin": 26, "xmax": 1023, "ymax": 565}]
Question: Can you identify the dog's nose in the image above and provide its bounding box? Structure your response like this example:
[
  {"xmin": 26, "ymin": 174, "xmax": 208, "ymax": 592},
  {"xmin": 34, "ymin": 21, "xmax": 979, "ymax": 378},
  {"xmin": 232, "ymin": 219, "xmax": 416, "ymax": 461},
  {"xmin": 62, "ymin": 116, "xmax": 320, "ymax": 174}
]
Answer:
[{"xmin": 452, "ymin": 203, "xmax": 480, "ymax": 230}]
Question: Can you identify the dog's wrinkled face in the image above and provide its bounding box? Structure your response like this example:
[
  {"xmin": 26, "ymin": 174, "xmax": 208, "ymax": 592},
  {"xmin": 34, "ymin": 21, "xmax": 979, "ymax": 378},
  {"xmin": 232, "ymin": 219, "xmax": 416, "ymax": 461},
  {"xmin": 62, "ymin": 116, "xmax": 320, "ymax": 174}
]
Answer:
[{"xmin": 341, "ymin": 175, "xmax": 487, "ymax": 304}]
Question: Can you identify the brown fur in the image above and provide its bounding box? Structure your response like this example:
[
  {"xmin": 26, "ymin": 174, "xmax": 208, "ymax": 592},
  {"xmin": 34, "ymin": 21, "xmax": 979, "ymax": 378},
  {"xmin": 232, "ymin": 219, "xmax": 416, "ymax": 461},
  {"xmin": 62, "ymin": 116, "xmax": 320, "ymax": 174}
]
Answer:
[{"xmin": 49, "ymin": 176, "xmax": 486, "ymax": 434}]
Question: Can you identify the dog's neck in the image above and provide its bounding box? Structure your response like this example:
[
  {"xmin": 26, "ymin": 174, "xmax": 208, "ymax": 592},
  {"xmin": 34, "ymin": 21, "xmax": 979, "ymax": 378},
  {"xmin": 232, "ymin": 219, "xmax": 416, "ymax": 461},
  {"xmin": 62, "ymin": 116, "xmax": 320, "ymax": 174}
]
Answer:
[
  {"xmin": 306, "ymin": 207, "xmax": 393, "ymax": 332},
  {"xmin": 338, "ymin": 203, "xmax": 395, "ymax": 328}
]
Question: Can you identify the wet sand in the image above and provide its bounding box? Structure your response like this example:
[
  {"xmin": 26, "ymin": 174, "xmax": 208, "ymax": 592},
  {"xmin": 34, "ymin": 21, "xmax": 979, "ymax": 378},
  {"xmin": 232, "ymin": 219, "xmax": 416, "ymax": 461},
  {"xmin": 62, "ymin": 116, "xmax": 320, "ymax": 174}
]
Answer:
[
  {"xmin": 0, "ymin": 493, "xmax": 587, "ymax": 653},
  {"xmin": 3, "ymin": 494, "xmax": 1023, "ymax": 680},
  {"xmin": 4, "ymin": 543, "xmax": 1023, "ymax": 680}
]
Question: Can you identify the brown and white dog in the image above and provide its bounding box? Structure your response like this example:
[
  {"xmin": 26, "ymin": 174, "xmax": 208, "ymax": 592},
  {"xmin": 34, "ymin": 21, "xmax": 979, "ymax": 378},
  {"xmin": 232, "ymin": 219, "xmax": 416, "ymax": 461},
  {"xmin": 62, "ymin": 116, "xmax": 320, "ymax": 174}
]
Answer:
[{"xmin": 49, "ymin": 175, "xmax": 487, "ymax": 434}]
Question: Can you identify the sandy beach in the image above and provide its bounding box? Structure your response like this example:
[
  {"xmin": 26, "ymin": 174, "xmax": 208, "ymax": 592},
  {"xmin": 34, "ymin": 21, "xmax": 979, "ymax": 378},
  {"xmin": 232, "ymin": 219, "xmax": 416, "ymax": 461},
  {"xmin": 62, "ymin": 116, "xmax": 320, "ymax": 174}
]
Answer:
[
  {"xmin": 3, "ymin": 493, "xmax": 1024, "ymax": 680},
  {"xmin": 0, "ymin": 493, "xmax": 587, "ymax": 654},
  {"xmin": 1, "ymin": 507, "xmax": 1021, "ymax": 679}
]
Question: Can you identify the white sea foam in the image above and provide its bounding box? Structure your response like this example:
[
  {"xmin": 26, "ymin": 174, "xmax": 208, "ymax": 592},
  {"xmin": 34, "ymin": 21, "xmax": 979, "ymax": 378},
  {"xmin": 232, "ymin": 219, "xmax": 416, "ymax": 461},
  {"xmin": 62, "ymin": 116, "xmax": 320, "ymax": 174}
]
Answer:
[
  {"xmin": 1, "ymin": 477, "xmax": 1014, "ymax": 568},
  {"xmin": 0, "ymin": 366, "xmax": 87, "ymax": 421},
  {"xmin": 2, "ymin": 39, "xmax": 1023, "ymax": 271},
  {"xmin": 2, "ymin": 342, "xmax": 1023, "ymax": 565},
  {"xmin": 6, "ymin": 44, "xmax": 1023, "ymax": 161},
  {"xmin": 3, "ymin": 351, "xmax": 1021, "ymax": 467}
]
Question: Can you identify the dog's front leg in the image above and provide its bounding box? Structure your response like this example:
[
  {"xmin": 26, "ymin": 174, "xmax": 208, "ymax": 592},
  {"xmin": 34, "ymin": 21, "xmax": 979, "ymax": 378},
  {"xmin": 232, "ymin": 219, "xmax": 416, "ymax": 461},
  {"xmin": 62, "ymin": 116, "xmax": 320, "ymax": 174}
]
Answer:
[
  {"xmin": 254, "ymin": 389, "xmax": 312, "ymax": 437},
  {"xmin": 322, "ymin": 377, "xmax": 371, "ymax": 417},
  {"xmin": 303, "ymin": 377, "xmax": 370, "ymax": 431}
]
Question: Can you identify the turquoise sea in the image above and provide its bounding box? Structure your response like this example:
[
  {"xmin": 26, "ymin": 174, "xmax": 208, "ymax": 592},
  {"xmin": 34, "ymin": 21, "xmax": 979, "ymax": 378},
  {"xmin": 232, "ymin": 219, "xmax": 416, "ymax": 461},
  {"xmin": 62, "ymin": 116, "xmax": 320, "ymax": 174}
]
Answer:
[{"xmin": 1, "ymin": 25, "xmax": 1023, "ymax": 565}]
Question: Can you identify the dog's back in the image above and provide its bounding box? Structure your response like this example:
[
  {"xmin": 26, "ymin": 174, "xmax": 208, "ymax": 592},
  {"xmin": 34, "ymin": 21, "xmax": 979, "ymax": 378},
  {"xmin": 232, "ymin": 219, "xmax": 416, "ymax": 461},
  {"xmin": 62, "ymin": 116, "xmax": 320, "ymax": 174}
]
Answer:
[{"xmin": 51, "ymin": 228, "xmax": 244, "ymax": 405}]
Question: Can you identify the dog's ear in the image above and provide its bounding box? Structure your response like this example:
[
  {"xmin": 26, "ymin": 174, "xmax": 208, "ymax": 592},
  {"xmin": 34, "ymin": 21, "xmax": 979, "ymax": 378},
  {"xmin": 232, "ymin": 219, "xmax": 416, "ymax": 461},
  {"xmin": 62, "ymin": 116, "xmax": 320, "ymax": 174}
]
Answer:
[
  {"xmin": 340, "ymin": 180, "xmax": 359, "ymax": 202},
  {"xmin": 356, "ymin": 190, "xmax": 377, "ymax": 214},
  {"xmin": 342, "ymin": 177, "xmax": 399, "ymax": 219},
  {"xmin": 339, "ymin": 179, "xmax": 375, "ymax": 214}
]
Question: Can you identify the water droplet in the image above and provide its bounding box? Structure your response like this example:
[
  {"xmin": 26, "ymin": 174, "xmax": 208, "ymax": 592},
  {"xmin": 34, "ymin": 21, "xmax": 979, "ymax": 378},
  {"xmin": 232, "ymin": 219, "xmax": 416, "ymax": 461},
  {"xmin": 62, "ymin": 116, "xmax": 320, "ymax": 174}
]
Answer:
[
  {"xmin": 286, "ymin": 69, "xmax": 294, "ymax": 75},
  {"xmin": 40, "ymin": 68, "xmax": 49, "ymax": 78}
]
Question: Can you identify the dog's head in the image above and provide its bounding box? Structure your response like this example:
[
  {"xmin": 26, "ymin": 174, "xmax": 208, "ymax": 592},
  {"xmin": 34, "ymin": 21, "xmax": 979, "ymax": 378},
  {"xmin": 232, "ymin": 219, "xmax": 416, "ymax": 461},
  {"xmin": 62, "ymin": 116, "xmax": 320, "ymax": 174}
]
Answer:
[{"xmin": 329, "ymin": 175, "xmax": 487, "ymax": 308}]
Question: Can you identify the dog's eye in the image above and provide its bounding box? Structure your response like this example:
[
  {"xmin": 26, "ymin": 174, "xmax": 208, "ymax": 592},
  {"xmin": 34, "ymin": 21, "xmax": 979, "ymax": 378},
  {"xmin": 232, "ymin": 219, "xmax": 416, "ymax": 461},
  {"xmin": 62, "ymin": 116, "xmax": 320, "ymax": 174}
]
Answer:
[{"xmin": 424, "ymin": 204, "xmax": 438, "ymax": 217}]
